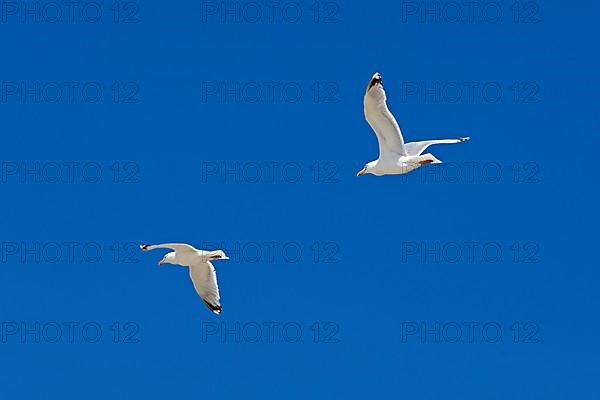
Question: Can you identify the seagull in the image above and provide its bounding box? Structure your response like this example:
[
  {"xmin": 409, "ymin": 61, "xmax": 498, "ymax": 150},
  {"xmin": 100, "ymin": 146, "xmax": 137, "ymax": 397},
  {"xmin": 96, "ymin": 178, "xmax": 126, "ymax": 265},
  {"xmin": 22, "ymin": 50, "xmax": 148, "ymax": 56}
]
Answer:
[
  {"xmin": 357, "ymin": 72, "xmax": 470, "ymax": 177},
  {"xmin": 140, "ymin": 243, "xmax": 229, "ymax": 315}
]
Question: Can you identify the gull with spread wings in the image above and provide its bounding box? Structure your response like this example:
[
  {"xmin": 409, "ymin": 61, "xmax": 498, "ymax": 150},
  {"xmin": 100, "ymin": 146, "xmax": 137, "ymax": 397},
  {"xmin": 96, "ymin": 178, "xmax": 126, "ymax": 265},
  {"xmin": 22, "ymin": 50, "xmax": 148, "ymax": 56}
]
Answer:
[
  {"xmin": 140, "ymin": 243, "xmax": 229, "ymax": 315},
  {"xmin": 357, "ymin": 72, "xmax": 470, "ymax": 177}
]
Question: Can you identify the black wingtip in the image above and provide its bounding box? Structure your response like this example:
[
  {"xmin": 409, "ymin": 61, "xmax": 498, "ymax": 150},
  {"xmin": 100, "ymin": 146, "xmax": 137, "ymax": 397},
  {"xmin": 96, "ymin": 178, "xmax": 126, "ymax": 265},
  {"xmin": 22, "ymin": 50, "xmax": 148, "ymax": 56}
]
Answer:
[
  {"xmin": 204, "ymin": 300, "xmax": 222, "ymax": 315},
  {"xmin": 368, "ymin": 72, "xmax": 382, "ymax": 90},
  {"xmin": 459, "ymin": 137, "xmax": 471, "ymax": 142},
  {"xmin": 140, "ymin": 244, "xmax": 149, "ymax": 251}
]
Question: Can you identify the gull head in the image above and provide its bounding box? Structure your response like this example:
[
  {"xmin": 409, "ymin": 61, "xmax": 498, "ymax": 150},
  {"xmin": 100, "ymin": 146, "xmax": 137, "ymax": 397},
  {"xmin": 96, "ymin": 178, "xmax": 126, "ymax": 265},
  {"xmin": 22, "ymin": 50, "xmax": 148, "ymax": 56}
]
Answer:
[
  {"xmin": 208, "ymin": 250, "xmax": 229, "ymax": 261},
  {"xmin": 357, "ymin": 161, "xmax": 377, "ymax": 177},
  {"xmin": 158, "ymin": 252, "xmax": 176, "ymax": 266}
]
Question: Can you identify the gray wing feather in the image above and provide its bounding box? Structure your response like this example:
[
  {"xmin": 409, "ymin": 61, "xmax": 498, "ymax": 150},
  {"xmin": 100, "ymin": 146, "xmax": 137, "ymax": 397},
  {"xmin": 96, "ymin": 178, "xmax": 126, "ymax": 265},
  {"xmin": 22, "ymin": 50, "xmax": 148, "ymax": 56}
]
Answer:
[
  {"xmin": 189, "ymin": 261, "xmax": 222, "ymax": 314},
  {"xmin": 404, "ymin": 137, "xmax": 470, "ymax": 156}
]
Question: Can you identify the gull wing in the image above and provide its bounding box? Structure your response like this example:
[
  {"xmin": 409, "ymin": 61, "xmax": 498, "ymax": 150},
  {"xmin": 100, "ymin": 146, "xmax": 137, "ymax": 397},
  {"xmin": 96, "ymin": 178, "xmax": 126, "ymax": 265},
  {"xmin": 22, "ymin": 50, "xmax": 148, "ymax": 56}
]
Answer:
[
  {"xmin": 404, "ymin": 137, "xmax": 471, "ymax": 156},
  {"xmin": 364, "ymin": 73, "xmax": 407, "ymax": 157},
  {"xmin": 140, "ymin": 243, "xmax": 197, "ymax": 253},
  {"xmin": 189, "ymin": 260, "xmax": 222, "ymax": 315}
]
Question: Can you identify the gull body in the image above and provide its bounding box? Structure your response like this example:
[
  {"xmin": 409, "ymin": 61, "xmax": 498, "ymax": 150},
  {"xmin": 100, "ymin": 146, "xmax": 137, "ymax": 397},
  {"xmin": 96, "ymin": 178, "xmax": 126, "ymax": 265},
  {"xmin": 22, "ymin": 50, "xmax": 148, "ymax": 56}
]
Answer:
[
  {"xmin": 140, "ymin": 243, "xmax": 229, "ymax": 315},
  {"xmin": 358, "ymin": 72, "xmax": 470, "ymax": 177}
]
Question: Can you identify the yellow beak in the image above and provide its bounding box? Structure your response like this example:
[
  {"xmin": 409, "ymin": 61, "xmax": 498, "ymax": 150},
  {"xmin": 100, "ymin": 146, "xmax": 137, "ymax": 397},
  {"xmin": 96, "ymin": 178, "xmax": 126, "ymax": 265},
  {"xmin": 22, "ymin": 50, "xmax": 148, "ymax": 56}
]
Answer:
[{"xmin": 357, "ymin": 168, "xmax": 366, "ymax": 177}]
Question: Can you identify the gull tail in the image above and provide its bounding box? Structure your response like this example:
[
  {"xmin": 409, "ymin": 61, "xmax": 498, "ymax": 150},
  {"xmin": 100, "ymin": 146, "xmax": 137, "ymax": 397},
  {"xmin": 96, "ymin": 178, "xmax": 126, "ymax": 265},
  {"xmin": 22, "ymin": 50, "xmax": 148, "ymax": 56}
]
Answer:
[{"xmin": 419, "ymin": 153, "xmax": 443, "ymax": 165}]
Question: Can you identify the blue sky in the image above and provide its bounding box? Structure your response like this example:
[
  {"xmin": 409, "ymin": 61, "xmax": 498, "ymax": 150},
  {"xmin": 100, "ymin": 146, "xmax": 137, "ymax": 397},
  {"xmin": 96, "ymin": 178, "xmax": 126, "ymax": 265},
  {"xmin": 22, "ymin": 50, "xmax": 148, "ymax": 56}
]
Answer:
[{"xmin": 1, "ymin": 0, "xmax": 599, "ymax": 398}]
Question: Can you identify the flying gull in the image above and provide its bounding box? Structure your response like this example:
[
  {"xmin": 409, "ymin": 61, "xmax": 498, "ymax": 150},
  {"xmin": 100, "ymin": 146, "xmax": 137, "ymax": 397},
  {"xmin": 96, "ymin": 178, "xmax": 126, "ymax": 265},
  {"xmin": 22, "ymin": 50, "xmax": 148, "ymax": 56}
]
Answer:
[
  {"xmin": 357, "ymin": 72, "xmax": 470, "ymax": 177},
  {"xmin": 140, "ymin": 243, "xmax": 229, "ymax": 314}
]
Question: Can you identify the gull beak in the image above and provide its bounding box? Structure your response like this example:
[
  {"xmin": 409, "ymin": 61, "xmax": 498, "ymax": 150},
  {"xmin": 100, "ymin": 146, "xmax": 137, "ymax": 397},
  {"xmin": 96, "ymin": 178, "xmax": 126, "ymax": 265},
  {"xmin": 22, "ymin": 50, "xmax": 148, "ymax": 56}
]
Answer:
[{"xmin": 357, "ymin": 168, "xmax": 366, "ymax": 177}]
